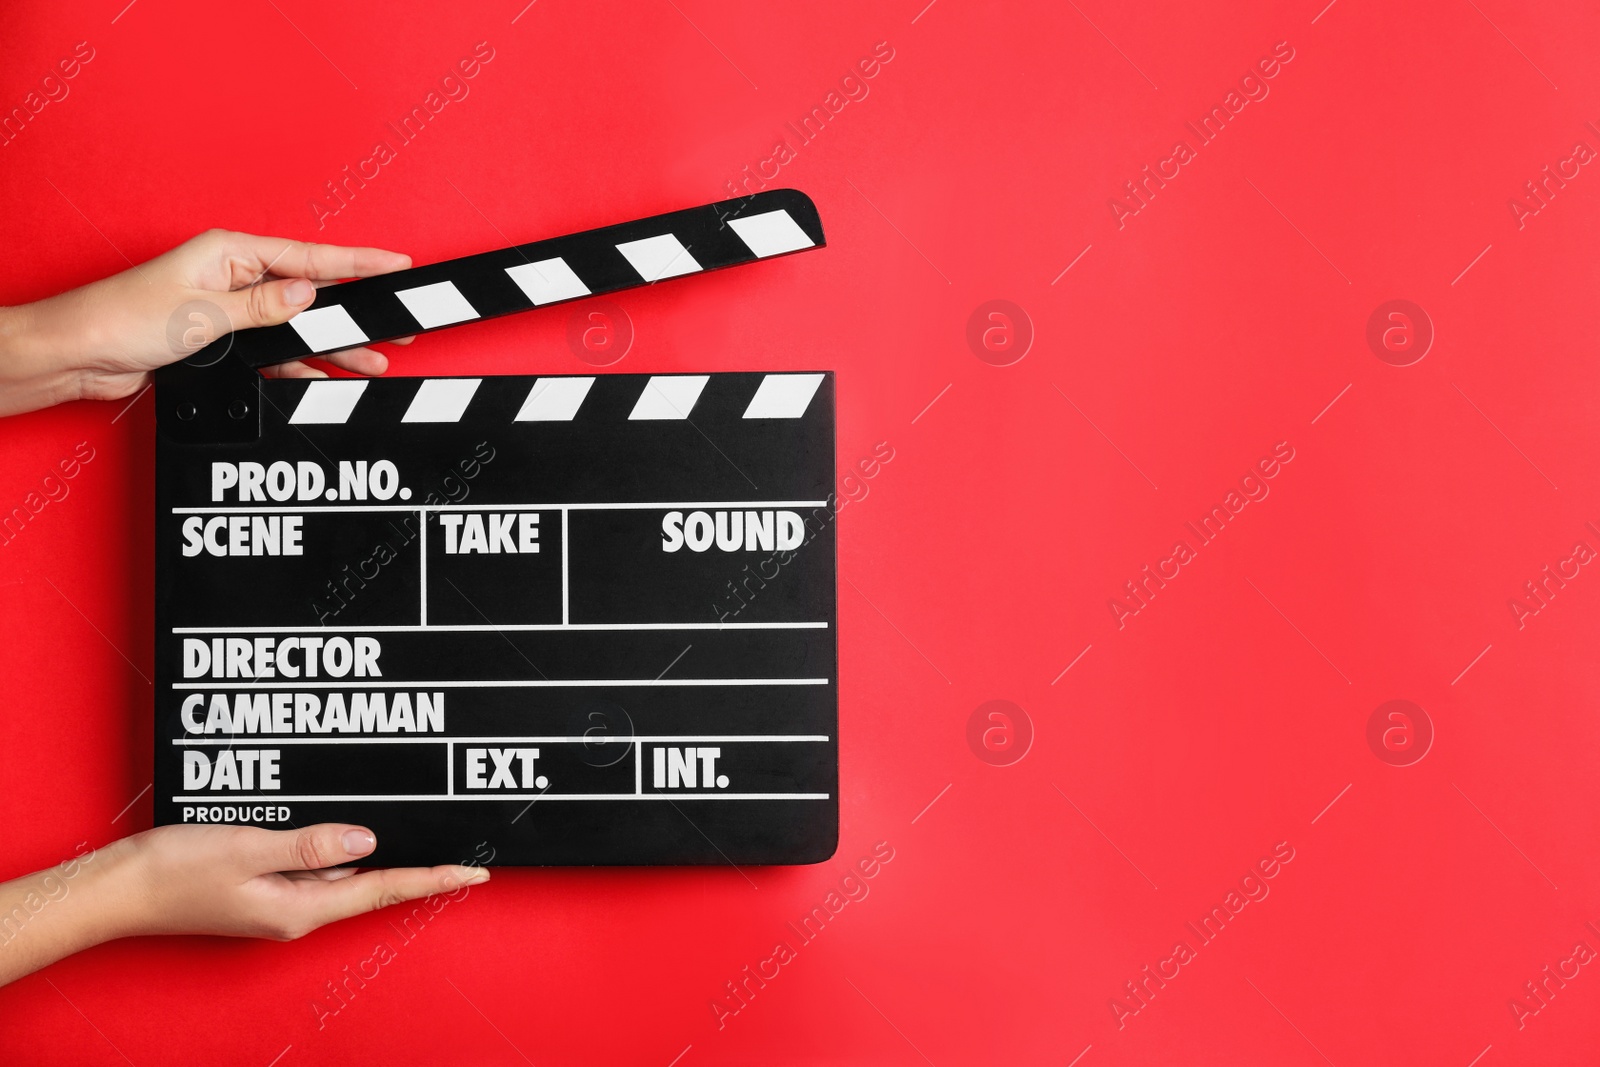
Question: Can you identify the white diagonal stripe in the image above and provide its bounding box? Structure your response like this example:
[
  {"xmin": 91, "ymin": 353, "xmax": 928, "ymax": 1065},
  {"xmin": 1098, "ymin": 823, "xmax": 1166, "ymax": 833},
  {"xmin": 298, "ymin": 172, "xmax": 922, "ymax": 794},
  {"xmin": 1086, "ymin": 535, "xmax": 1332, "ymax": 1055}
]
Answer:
[
  {"xmin": 728, "ymin": 210, "xmax": 814, "ymax": 258},
  {"xmin": 514, "ymin": 377, "xmax": 596, "ymax": 421},
  {"xmin": 288, "ymin": 380, "xmax": 368, "ymax": 424},
  {"xmin": 394, "ymin": 281, "xmax": 479, "ymax": 328},
  {"xmin": 743, "ymin": 373, "xmax": 824, "ymax": 418},
  {"xmin": 287, "ymin": 305, "xmax": 369, "ymax": 353},
  {"xmin": 616, "ymin": 234, "xmax": 702, "ymax": 282},
  {"xmin": 402, "ymin": 378, "xmax": 482, "ymax": 422},
  {"xmin": 629, "ymin": 376, "xmax": 710, "ymax": 419},
  {"xmin": 505, "ymin": 258, "xmax": 591, "ymax": 305}
]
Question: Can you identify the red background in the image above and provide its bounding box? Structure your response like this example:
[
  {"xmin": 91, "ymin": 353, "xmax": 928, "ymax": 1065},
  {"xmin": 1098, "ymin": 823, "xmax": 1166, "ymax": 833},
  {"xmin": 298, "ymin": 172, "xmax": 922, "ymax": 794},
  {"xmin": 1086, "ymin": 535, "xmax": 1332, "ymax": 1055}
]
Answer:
[{"xmin": 3, "ymin": 0, "xmax": 1600, "ymax": 1063}]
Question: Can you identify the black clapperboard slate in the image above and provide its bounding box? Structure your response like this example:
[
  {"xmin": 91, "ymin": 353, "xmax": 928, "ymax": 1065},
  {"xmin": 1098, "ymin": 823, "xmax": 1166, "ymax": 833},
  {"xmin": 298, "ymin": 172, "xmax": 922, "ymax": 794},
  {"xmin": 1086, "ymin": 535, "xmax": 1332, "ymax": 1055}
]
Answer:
[{"xmin": 152, "ymin": 190, "xmax": 837, "ymax": 866}]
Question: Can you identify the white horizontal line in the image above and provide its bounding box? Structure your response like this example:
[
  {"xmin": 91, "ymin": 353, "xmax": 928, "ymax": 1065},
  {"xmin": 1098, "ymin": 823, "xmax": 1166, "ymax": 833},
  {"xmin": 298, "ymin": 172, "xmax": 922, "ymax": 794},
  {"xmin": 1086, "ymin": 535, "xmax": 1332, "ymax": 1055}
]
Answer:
[
  {"xmin": 173, "ymin": 734, "xmax": 831, "ymax": 745},
  {"xmin": 172, "ymin": 793, "xmax": 832, "ymax": 802},
  {"xmin": 171, "ymin": 500, "xmax": 829, "ymax": 515},
  {"xmin": 173, "ymin": 622, "xmax": 829, "ymax": 634},
  {"xmin": 172, "ymin": 678, "xmax": 830, "ymax": 690}
]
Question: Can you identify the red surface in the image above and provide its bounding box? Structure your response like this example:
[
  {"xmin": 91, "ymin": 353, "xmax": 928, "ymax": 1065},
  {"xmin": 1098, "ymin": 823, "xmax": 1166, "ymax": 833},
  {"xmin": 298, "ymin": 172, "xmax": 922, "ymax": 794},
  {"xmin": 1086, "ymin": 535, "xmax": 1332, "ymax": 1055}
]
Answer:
[{"xmin": 3, "ymin": 0, "xmax": 1600, "ymax": 1063}]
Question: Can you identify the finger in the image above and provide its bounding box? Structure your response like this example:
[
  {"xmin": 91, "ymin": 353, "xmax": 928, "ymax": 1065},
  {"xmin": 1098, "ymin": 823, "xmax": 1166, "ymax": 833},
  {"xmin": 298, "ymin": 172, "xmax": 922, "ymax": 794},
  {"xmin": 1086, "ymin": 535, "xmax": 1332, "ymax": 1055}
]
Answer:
[
  {"xmin": 220, "ymin": 232, "xmax": 411, "ymax": 284},
  {"xmin": 250, "ymin": 824, "xmax": 378, "ymax": 873},
  {"xmin": 318, "ymin": 347, "xmax": 388, "ymax": 376},
  {"xmin": 214, "ymin": 276, "xmax": 318, "ymax": 331},
  {"xmin": 261, "ymin": 360, "xmax": 328, "ymax": 380},
  {"xmin": 282, "ymin": 865, "xmax": 363, "ymax": 882},
  {"xmin": 306, "ymin": 865, "xmax": 490, "ymax": 927},
  {"xmin": 390, "ymin": 335, "xmax": 416, "ymax": 345}
]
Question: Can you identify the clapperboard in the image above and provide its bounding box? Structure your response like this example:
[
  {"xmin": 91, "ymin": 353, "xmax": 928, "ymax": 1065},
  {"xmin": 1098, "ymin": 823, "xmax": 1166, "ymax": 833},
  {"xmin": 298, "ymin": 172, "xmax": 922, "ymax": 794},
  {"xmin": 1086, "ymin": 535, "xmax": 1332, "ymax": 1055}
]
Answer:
[{"xmin": 152, "ymin": 190, "xmax": 837, "ymax": 866}]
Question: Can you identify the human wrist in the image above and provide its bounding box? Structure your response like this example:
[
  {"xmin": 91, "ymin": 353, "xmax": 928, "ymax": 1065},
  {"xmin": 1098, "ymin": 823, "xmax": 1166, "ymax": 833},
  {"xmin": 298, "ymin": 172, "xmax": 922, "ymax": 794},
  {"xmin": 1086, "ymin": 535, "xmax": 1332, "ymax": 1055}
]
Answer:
[
  {"xmin": 34, "ymin": 837, "xmax": 154, "ymax": 951},
  {"xmin": 0, "ymin": 300, "xmax": 86, "ymax": 414},
  {"xmin": 72, "ymin": 836, "xmax": 159, "ymax": 943},
  {"xmin": 0, "ymin": 840, "xmax": 143, "ymax": 982}
]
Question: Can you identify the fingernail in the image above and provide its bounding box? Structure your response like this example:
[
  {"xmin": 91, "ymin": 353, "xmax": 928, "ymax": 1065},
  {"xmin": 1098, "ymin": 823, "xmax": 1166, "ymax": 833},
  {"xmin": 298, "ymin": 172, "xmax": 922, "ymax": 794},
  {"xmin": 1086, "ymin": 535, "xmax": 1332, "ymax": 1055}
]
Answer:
[
  {"xmin": 458, "ymin": 866, "xmax": 490, "ymax": 885},
  {"xmin": 284, "ymin": 279, "xmax": 315, "ymax": 305},
  {"xmin": 342, "ymin": 829, "xmax": 376, "ymax": 856}
]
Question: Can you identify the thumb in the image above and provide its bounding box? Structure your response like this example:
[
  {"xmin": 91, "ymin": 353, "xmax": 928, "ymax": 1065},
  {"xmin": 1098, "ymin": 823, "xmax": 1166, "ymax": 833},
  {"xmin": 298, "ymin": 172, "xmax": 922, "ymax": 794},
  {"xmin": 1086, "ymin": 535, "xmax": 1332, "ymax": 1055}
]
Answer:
[
  {"xmin": 255, "ymin": 823, "xmax": 378, "ymax": 873},
  {"xmin": 218, "ymin": 277, "xmax": 317, "ymax": 331}
]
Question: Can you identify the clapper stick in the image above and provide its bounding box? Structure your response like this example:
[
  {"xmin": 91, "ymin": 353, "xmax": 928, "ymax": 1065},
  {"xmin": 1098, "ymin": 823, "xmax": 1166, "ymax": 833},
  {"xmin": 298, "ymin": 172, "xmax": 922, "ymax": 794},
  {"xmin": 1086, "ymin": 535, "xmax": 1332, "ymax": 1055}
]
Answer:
[{"xmin": 155, "ymin": 189, "xmax": 824, "ymax": 442}]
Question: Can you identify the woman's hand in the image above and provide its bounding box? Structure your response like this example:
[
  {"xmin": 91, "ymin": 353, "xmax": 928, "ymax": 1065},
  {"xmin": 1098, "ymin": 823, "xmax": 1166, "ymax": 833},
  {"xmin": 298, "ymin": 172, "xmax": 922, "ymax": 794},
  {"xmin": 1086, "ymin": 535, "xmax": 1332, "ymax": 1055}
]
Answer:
[
  {"xmin": 0, "ymin": 824, "xmax": 487, "ymax": 984},
  {"xmin": 0, "ymin": 230, "xmax": 413, "ymax": 417},
  {"xmin": 114, "ymin": 822, "xmax": 487, "ymax": 938}
]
